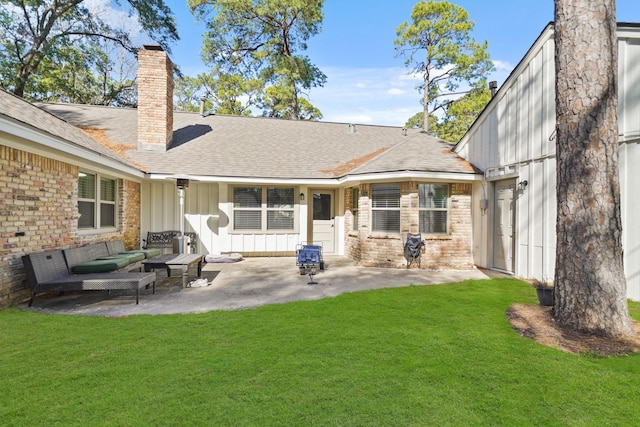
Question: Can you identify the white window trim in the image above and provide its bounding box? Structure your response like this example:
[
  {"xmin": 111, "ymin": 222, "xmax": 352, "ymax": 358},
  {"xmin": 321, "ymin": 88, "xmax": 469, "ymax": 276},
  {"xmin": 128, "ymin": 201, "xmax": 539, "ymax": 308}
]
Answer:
[
  {"xmin": 230, "ymin": 185, "xmax": 299, "ymax": 234},
  {"xmin": 77, "ymin": 171, "xmax": 118, "ymax": 233},
  {"xmin": 371, "ymin": 183, "xmax": 401, "ymax": 234},
  {"xmin": 419, "ymin": 183, "xmax": 450, "ymax": 235},
  {"xmin": 351, "ymin": 187, "xmax": 359, "ymax": 231}
]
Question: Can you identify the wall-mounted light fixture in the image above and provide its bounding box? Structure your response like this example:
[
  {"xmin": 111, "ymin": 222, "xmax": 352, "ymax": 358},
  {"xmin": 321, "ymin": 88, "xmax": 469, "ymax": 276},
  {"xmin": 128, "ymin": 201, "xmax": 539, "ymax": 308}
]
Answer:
[
  {"xmin": 519, "ymin": 180, "xmax": 528, "ymax": 190},
  {"xmin": 299, "ymin": 192, "xmax": 305, "ymax": 201},
  {"xmin": 176, "ymin": 178, "xmax": 190, "ymax": 190}
]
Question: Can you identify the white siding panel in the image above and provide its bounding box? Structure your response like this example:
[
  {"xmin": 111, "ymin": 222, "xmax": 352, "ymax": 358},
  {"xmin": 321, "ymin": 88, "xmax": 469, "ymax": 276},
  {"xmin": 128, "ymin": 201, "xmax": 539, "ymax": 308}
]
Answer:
[
  {"xmin": 227, "ymin": 231, "xmax": 300, "ymax": 254},
  {"xmin": 544, "ymin": 157, "xmax": 557, "ymax": 282},
  {"xmin": 506, "ymin": 86, "xmax": 517, "ymax": 165},
  {"xmin": 243, "ymin": 234, "xmax": 256, "ymax": 252},
  {"xmin": 531, "ymin": 161, "xmax": 544, "ymax": 248},
  {"xmin": 621, "ymin": 141, "xmax": 640, "ymax": 300},
  {"xmin": 531, "ymin": 160, "xmax": 545, "ymax": 279},
  {"xmin": 254, "ymin": 234, "xmax": 266, "ymax": 251},
  {"xmin": 496, "ymin": 99, "xmax": 507, "ymax": 169},
  {"xmin": 229, "ymin": 234, "xmax": 242, "ymax": 252},
  {"xmin": 451, "ymin": 28, "xmax": 640, "ymax": 298},
  {"xmin": 518, "ymin": 67, "xmax": 530, "ymax": 163},
  {"xmin": 620, "ymin": 40, "xmax": 640, "ymax": 138},
  {"xmin": 140, "ymin": 181, "xmax": 179, "ymax": 252},
  {"xmin": 516, "ymin": 164, "xmax": 530, "ymax": 277},
  {"xmin": 542, "ymin": 39, "xmax": 556, "ymax": 155},
  {"xmin": 141, "ymin": 181, "xmax": 222, "ymax": 254},
  {"xmin": 184, "ymin": 182, "xmax": 219, "ymax": 255},
  {"xmin": 531, "ymin": 54, "xmax": 544, "ymax": 160}
]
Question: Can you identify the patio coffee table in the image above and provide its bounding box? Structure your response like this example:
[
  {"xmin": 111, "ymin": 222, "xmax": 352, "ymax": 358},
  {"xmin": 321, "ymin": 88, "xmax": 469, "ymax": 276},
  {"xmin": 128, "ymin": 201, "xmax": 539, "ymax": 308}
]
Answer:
[{"xmin": 142, "ymin": 253, "xmax": 204, "ymax": 288}]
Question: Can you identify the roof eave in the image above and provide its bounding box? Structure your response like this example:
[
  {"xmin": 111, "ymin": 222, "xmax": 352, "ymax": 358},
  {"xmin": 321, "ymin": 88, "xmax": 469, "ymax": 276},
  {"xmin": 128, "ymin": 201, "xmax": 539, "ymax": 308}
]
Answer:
[
  {"xmin": 1, "ymin": 116, "xmax": 145, "ymax": 178},
  {"xmin": 147, "ymin": 170, "xmax": 484, "ymax": 186}
]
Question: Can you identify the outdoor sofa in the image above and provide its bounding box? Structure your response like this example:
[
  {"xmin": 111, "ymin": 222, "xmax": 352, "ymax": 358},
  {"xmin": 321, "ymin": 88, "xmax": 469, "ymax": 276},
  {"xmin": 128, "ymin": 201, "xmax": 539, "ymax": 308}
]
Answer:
[{"xmin": 23, "ymin": 240, "xmax": 161, "ymax": 306}]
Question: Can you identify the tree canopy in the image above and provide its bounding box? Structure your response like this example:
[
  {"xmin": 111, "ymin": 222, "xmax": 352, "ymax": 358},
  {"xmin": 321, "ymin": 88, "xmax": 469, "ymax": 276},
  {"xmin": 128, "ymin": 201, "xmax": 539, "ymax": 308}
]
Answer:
[
  {"xmin": 188, "ymin": 0, "xmax": 326, "ymax": 120},
  {"xmin": 395, "ymin": 0, "xmax": 493, "ymax": 134},
  {"xmin": 405, "ymin": 83, "xmax": 490, "ymax": 143},
  {"xmin": 174, "ymin": 70, "xmax": 262, "ymax": 116},
  {"xmin": 0, "ymin": 0, "xmax": 179, "ymax": 101}
]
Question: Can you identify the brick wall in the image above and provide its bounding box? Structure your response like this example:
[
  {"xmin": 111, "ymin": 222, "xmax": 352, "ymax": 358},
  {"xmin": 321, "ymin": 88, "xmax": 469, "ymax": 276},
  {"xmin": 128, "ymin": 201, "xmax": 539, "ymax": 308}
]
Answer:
[
  {"xmin": 121, "ymin": 179, "xmax": 141, "ymax": 250},
  {"xmin": 137, "ymin": 46, "xmax": 174, "ymax": 152},
  {"xmin": 0, "ymin": 145, "xmax": 140, "ymax": 308},
  {"xmin": 344, "ymin": 181, "xmax": 473, "ymax": 269}
]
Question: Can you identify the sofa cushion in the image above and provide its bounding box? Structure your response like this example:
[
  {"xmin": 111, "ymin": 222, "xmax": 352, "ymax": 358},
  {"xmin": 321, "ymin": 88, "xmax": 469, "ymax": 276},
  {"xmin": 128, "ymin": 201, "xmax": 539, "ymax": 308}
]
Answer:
[
  {"xmin": 124, "ymin": 249, "xmax": 162, "ymax": 259},
  {"xmin": 72, "ymin": 257, "xmax": 130, "ymax": 274},
  {"xmin": 109, "ymin": 252, "xmax": 146, "ymax": 263}
]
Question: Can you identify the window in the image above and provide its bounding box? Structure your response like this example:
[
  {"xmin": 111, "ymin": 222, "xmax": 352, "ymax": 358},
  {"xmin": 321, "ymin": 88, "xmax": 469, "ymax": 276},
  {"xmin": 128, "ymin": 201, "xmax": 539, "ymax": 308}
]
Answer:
[
  {"xmin": 371, "ymin": 184, "xmax": 400, "ymax": 233},
  {"xmin": 351, "ymin": 187, "xmax": 359, "ymax": 230},
  {"xmin": 233, "ymin": 186, "xmax": 295, "ymax": 232},
  {"xmin": 419, "ymin": 183, "xmax": 449, "ymax": 234},
  {"xmin": 78, "ymin": 172, "xmax": 117, "ymax": 230},
  {"xmin": 267, "ymin": 187, "xmax": 294, "ymax": 230}
]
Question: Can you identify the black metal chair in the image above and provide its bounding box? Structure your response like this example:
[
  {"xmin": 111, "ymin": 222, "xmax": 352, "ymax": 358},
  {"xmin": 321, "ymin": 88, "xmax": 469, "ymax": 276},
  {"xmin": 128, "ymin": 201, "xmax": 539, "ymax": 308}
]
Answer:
[{"xmin": 403, "ymin": 233, "xmax": 425, "ymax": 268}]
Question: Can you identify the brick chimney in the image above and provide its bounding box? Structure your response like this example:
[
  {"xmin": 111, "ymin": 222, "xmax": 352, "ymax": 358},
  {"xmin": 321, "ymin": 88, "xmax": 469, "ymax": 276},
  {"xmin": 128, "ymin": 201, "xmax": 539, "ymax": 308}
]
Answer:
[{"xmin": 137, "ymin": 45, "xmax": 174, "ymax": 151}]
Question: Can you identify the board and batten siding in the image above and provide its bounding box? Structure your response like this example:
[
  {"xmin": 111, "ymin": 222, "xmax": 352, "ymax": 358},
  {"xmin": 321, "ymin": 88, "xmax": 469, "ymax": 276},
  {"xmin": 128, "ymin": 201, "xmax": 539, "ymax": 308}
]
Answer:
[
  {"xmin": 140, "ymin": 181, "xmax": 221, "ymax": 255},
  {"xmin": 619, "ymin": 29, "xmax": 640, "ymax": 300},
  {"xmin": 211, "ymin": 182, "xmax": 308, "ymax": 255},
  {"xmin": 458, "ymin": 24, "xmax": 640, "ymax": 300},
  {"xmin": 141, "ymin": 181, "xmax": 339, "ymax": 256}
]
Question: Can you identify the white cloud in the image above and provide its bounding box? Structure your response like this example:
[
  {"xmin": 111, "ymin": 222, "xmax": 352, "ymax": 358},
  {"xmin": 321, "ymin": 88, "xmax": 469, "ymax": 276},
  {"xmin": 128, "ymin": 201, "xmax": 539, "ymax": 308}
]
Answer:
[
  {"xmin": 332, "ymin": 114, "xmax": 374, "ymax": 124},
  {"xmin": 387, "ymin": 88, "xmax": 406, "ymax": 95},
  {"xmin": 307, "ymin": 66, "xmax": 423, "ymax": 126},
  {"xmin": 493, "ymin": 60, "xmax": 513, "ymax": 72},
  {"xmin": 84, "ymin": 0, "xmax": 142, "ymax": 38},
  {"xmin": 489, "ymin": 59, "xmax": 515, "ymax": 86},
  {"xmin": 305, "ymin": 61, "xmax": 520, "ymax": 126}
]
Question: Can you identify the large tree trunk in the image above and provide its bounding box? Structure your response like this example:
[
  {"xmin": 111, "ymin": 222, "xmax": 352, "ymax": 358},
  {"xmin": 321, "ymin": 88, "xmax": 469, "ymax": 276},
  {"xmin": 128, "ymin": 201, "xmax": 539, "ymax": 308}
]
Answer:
[{"xmin": 554, "ymin": 0, "xmax": 634, "ymax": 336}]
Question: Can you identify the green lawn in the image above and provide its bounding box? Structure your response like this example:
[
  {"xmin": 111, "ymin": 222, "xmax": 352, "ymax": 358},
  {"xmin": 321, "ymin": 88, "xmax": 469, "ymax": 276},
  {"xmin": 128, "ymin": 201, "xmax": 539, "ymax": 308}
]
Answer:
[{"xmin": 1, "ymin": 278, "xmax": 639, "ymax": 426}]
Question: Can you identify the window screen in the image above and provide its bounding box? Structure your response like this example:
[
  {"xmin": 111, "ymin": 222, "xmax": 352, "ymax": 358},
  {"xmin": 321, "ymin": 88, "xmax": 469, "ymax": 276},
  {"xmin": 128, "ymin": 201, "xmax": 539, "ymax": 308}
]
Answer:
[
  {"xmin": 351, "ymin": 187, "xmax": 359, "ymax": 230},
  {"xmin": 419, "ymin": 184, "xmax": 449, "ymax": 234},
  {"xmin": 371, "ymin": 184, "xmax": 400, "ymax": 233},
  {"xmin": 77, "ymin": 172, "xmax": 116, "ymax": 230},
  {"xmin": 233, "ymin": 186, "xmax": 296, "ymax": 231}
]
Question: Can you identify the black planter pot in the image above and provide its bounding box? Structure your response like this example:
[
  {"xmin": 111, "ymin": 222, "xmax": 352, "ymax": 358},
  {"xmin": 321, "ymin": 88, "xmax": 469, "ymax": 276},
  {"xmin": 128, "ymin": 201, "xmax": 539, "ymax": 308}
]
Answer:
[{"xmin": 536, "ymin": 287, "xmax": 554, "ymax": 306}]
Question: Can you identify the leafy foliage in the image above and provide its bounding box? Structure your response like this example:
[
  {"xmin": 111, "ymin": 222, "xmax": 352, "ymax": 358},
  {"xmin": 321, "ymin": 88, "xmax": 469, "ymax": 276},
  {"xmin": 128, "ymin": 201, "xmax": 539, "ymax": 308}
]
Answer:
[
  {"xmin": 175, "ymin": 70, "xmax": 261, "ymax": 115},
  {"xmin": 395, "ymin": 0, "xmax": 493, "ymax": 133},
  {"xmin": 0, "ymin": 0, "xmax": 178, "ymax": 102},
  {"xmin": 188, "ymin": 0, "xmax": 326, "ymax": 120},
  {"xmin": 435, "ymin": 85, "xmax": 490, "ymax": 142},
  {"xmin": 404, "ymin": 83, "xmax": 490, "ymax": 143}
]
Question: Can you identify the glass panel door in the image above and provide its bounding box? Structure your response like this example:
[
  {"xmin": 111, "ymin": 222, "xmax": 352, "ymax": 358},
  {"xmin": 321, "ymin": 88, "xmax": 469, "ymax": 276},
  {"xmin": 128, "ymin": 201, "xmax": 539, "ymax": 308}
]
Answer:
[{"xmin": 312, "ymin": 191, "xmax": 335, "ymax": 253}]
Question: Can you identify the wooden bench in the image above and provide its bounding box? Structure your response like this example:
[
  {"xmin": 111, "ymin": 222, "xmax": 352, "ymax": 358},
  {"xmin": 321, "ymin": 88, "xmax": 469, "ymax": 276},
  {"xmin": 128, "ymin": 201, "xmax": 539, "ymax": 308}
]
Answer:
[
  {"xmin": 142, "ymin": 230, "xmax": 197, "ymax": 253},
  {"xmin": 23, "ymin": 250, "xmax": 157, "ymax": 306}
]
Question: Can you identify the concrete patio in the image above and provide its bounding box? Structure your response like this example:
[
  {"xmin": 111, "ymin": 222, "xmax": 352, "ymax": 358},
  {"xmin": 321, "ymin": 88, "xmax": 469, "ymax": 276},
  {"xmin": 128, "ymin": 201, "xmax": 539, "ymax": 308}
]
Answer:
[{"xmin": 19, "ymin": 256, "xmax": 504, "ymax": 317}]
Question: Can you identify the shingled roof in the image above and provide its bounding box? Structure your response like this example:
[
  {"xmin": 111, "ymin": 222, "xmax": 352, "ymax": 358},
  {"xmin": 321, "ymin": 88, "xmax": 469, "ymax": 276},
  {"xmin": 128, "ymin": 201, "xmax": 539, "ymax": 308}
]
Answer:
[
  {"xmin": 36, "ymin": 102, "xmax": 480, "ymax": 181},
  {"xmin": 0, "ymin": 89, "xmax": 136, "ymax": 169}
]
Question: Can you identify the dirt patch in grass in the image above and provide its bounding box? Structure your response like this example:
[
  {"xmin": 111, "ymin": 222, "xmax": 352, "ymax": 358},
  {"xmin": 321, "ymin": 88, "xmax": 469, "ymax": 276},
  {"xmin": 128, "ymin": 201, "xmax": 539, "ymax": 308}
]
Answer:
[{"xmin": 507, "ymin": 303, "xmax": 640, "ymax": 356}]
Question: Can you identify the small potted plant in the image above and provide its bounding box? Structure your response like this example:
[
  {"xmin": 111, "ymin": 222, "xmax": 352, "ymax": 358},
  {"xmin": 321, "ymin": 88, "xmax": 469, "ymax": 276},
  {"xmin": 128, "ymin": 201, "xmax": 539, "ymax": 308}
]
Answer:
[{"xmin": 532, "ymin": 280, "xmax": 554, "ymax": 306}]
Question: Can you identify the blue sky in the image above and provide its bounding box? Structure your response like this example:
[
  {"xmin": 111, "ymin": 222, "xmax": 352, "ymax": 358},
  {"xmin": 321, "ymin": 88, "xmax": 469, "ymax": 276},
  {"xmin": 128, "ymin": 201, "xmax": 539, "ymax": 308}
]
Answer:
[{"xmin": 169, "ymin": 1, "xmax": 638, "ymax": 127}]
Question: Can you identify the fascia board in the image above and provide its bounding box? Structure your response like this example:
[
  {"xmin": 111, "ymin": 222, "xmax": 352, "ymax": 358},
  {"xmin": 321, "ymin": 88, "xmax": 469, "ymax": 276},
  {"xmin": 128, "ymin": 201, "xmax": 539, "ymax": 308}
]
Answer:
[
  {"xmin": 148, "ymin": 170, "xmax": 483, "ymax": 186},
  {"xmin": 0, "ymin": 116, "xmax": 144, "ymax": 179}
]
